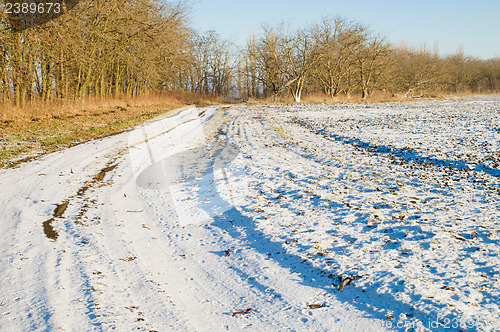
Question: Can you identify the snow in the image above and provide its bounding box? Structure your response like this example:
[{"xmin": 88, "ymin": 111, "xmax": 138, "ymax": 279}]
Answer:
[{"xmin": 1, "ymin": 96, "xmax": 499, "ymax": 331}]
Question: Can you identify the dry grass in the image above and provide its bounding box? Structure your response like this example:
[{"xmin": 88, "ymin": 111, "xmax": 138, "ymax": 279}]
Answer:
[
  {"xmin": 0, "ymin": 91, "xmax": 227, "ymax": 123},
  {"xmin": 244, "ymin": 91, "xmax": 443, "ymax": 105},
  {"xmin": 0, "ymin": 91, "xmax": 231, "ymax": 168},
  {"xmin": 302, "ymin": 91, "xmax": 446, "ymax": 104}
]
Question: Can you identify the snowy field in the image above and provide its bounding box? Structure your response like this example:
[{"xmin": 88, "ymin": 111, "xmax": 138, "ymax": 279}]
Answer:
[{"xmin": 1, "ymin": 96, "xmax": 499, "ymax": 331}]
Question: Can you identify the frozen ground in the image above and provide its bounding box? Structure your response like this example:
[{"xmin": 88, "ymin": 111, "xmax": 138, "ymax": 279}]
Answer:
[{"xmin": 1, "ymin": 96, "xmax": 499, "ymax": 331}]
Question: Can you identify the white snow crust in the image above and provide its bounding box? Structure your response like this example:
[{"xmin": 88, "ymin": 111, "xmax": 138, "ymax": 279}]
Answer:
[{"xmin": 1, "ymin": 96, "xmax": 499, "ymax": 331}]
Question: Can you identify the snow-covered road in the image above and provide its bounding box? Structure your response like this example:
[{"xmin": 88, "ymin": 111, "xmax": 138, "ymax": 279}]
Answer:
[{"xmin": 1, "ymin": 98, "xmax": 499, "ymax": 331}]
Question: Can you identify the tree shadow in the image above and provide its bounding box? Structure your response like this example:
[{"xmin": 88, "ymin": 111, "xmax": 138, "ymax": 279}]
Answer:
[{"xmin": 209, "ymin": 205, "xmax": 460, "ymax": 331}]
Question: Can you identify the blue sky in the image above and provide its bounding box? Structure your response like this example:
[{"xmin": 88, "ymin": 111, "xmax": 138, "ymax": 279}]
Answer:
[{"xmin": 189, "ymin": 0, "xmax": 500, "ymax": 59}]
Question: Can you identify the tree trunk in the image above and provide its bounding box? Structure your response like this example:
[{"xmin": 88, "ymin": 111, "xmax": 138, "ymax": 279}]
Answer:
[{"xmin": 361, "ymin": 88, "xmax": 368, "ymax": 99}]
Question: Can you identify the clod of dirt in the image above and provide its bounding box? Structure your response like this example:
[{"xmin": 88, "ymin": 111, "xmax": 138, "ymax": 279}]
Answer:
[{"xmin": 337, "ymin": 276, "xmax": 358, "ymax": 291}]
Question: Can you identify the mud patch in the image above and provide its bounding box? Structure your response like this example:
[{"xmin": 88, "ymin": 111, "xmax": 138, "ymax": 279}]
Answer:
[
  {"xmin": 77, "ymin": 163, "xmax": 118, "ymax": 197},
  {"xmin": 74, "ymin": 163, "xmax": 118, "ymax": 224},
  {"xmin": 53, "ymin": 201, "xmax": 69, "ymax": 218},
  {"xmin": 43, "ymin": 161, "xmax": 119, "ymax": 240},
  {"xmin": 42, "ymin": 218, "xmax": 58, "ymax": 241},
  {"xmin": 42, "ymin": 201, "xmax": 69, "ymax": 240},
  {"xmin": 94, "ymin": 164, "xmax": 118, "ymax": 182}
]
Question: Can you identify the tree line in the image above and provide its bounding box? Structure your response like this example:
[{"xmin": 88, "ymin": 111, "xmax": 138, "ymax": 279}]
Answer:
[
  {"xmin": 0, "ymin": 0, "xmax": 193, "ymax": 106},
  {"xmin": 1, "ymin": 2, "xmax": 499, "ymax": 106},
  {"xmin": 239, "ymin": 17, "xmax": 500, "ymax": 102}
]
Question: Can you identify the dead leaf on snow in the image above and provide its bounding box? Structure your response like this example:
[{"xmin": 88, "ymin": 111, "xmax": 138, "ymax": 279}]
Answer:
[
  {"xmin": 337, "ymin": 276, "xmax": 356, "ymax": 291},
  {"xmin": 232, "ymin": 308, "xmax": 254, "ymax": 317},
  {"xmin": 123, "ymin": 256, "xmax": 137, "ymax": 262},
  {"xmin": 308, "ymin": 304, "xmax": 323, "ymax": 309}
]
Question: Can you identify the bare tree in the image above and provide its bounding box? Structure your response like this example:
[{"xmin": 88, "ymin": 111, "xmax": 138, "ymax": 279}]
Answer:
[
  {"xmin": 255, "ymin": 26, "xmax": 286, "ymax": 100},
  {"xmin": 386, "ymin": 46, "xmax": 444, "ymax": 96},
  {"xmin": 312, "ymin": 17, "xmax": 362, "ymax": 98},
  {"xmin": 354, "ymin": 30, "xmax": 388, "ymax": 99},
  {"xmin": 186, "ymin": 31, "xmax": 235, "ymax": 96},
  {"xmin": 257, "ymin": 24, "xmax": 321, "ymax": 102},
  {"xmin": 240, "ymin": 32, "xmax": 260, "ymax": 98}
]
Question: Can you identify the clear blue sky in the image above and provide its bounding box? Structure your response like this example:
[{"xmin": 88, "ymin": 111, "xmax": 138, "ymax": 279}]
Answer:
[{"xmin": 188, "ymin": 0, "xmax": 500, "ymax": 59}]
